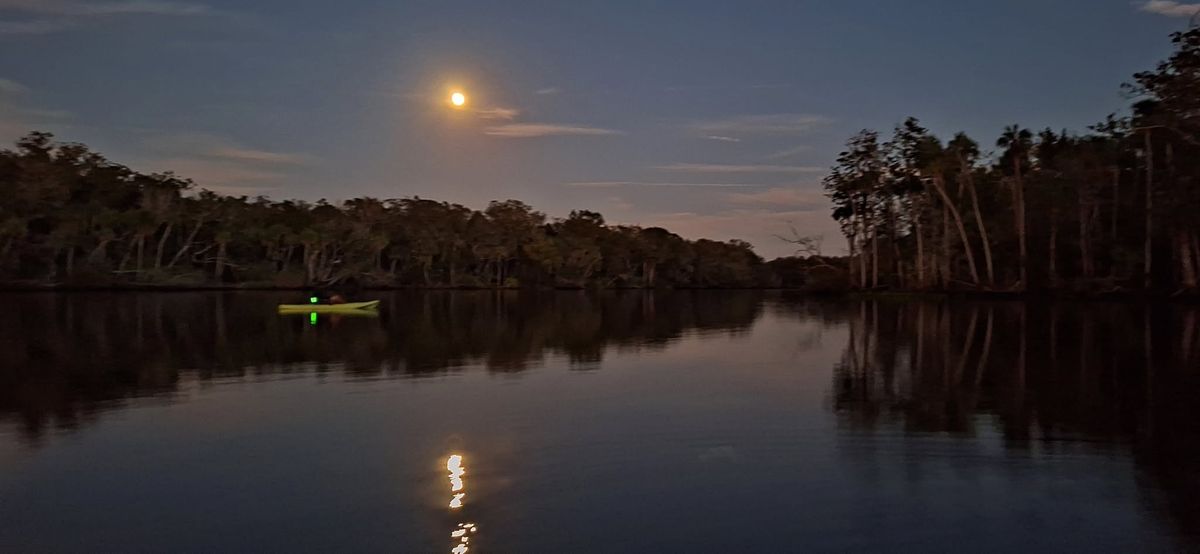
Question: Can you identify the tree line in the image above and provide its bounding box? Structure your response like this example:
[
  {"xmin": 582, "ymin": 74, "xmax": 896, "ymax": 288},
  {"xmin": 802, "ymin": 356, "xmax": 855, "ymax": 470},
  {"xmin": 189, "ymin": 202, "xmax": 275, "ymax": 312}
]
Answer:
[
  {"xmin": 824, "ymin": 28, "xmax": 1200, "ymax": 293},
  {"xmin": 0, "ymin": 132, "xmax": 831, "ymax": 289}
]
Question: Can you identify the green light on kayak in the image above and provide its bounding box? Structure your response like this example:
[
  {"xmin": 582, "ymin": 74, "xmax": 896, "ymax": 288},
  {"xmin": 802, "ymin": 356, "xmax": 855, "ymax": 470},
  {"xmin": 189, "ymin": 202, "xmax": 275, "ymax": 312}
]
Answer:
[
  {"xmin": 310, "ymin": 312, "xmax": 317, "ymax": 326},
  {"xmin": 309, "ymin": 296, "xmax": 318, "ymax": 304}
]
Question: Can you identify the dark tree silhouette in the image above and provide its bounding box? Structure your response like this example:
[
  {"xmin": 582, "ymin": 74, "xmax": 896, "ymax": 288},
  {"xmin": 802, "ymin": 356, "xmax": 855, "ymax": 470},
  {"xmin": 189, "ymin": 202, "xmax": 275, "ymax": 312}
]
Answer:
[{"xmin": 822, "ymin": 28, "xmax": 1200, "ymax": 294}]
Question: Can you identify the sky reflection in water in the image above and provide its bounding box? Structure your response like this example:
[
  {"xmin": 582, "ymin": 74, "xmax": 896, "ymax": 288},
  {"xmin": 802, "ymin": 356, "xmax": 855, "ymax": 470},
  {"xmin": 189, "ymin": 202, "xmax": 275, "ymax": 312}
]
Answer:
[{"xmin": 0, "ymin": 291, "xmax": 1196, "ymax": 552}]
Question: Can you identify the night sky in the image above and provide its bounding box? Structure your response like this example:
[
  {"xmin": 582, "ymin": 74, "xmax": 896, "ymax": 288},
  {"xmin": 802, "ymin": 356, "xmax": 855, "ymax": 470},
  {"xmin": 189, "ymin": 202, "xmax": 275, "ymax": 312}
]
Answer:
[{"xmin": 1, "ymin": 0, "xmax": 1196, "ymax": 258}]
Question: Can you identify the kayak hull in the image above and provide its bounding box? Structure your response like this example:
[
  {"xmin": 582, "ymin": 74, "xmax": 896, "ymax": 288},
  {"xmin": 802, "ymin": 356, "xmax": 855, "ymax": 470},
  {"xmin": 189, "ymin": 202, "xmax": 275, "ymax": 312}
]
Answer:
[{"xmin": 278, "ymin": 300, "xmax": 380, "ymax": 313}]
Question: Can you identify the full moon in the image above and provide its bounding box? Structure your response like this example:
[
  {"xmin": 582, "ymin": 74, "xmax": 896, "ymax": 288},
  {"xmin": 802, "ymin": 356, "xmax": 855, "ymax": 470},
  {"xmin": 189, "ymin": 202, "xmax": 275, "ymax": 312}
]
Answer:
[{"xmin": 450, "ymin": 91, "xmax": 466, "ymax": 107}]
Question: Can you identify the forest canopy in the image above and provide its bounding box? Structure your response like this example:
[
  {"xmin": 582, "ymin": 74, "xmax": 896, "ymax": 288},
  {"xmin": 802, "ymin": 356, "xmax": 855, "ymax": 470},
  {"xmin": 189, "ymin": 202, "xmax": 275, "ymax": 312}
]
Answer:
[
  {"xmin": 0, "ymin": 133, "xmax": 810, "ymax": 289},
  {"xmin": 822, "ymin": 27, "xmax": 1200, "ymax": 294}
]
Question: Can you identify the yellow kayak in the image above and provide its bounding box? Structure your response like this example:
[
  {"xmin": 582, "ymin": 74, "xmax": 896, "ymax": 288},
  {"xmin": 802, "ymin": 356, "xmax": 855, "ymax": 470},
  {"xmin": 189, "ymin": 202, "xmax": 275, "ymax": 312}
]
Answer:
[{"xmin": 277, "ymin": 300, "xmax": 380, "ymax": 313}]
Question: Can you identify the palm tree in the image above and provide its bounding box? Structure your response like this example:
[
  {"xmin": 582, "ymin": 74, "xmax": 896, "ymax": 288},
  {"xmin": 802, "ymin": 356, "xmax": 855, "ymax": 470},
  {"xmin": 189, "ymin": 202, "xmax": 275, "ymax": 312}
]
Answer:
[
  {"xmin": 997, "ymin": 125, "xmax": 1033, "ymax": 291},
  {"xmin": 948, "ymin": 133, "xmax": 995, "ymax": 287},
  {"xmin": 924, "ymin": 143, "xmax": 981, "ymax": 287}
]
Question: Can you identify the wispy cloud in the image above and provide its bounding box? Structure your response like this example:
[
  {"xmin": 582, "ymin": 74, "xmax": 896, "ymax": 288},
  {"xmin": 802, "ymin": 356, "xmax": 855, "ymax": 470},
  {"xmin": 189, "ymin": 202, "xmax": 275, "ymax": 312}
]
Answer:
[
  {"xmin": 607, "ymin": 196, "xmax": 635, "ymax": 211},
  {"xmin": 145, "ymin": 132, "xmax": 309, "ymax": 166},
  {"xmin": 702, "ymin": 135, "xmax": 741, "ymax": 143},
  {"xmin": 535, "ymin": 87, "xmax": 560, "ymax": 95},
  {"xmin": 565, "ymin": 181, "xmax": 765, "ymax": 188},
  {"xmin": 484, "ymin": 123, "xmax": 622, "ymax": 138},
  {"xmin": 656, "ymin": 162, "xmax": 825, "ymax": 174},
  {"xmin": 692, "ymin": 114, "xmax": 831, "ymax": 136},
  {"xmin": 145, "ymin": 157, "xmax": 285, "ymax": 186},
  {"xmin": 1139, "ymin": 1, "xmax": 1200, "ymax": 17},
  {"xmin": 0, "ymin": 77, "xmax": 27, "ymax": 95},
  {"xmin": 726, "ymin": 187, "xmax": 827, "ymax": 210},
  {"xmin": 132, "ymin": 132, "xmax": 308, "ymax": 193},
  {"xmin": 0, "ymin": 79, "xmax": 72, "ymax": 140},
  {"xmin": 0, "ymin": 19, "xmax": 74, "ymax": 35},
  {"xmin": 0, "ymin": 0, "xmax": 213, "ymax": 36},
  {"xmin": 208, "ymin": 146, "xmax": 307, "ymax": 165},
  {"xmin": 0, "ymin": 0, "xmax": 210, "ymax": 16},
  {"xmin": 665, "ymin": 83, "xmax": 793, "ymax": 92},
  {"xmin": 19, "ymin": 107, "xmax": 71, "ymax": 119},
  {"xmin": 764, "ymin": 145, "xmax": 810, "ymax": 160},
  {"xmin": 475, "ymin": 107, "xmax": 519, "ymax": 121}
]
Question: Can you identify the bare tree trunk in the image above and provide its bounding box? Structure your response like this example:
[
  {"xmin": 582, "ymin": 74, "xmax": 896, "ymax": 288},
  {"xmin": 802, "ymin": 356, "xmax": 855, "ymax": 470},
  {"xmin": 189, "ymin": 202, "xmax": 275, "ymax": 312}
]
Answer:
[
  {"xmin": 871, "ymin": 226, "xmax": 879, "ymax": 288},
  {"xmin": 214, "ymin": 240, "xmax": 227, "ymax": 281},
  {"xmin": 1179, "ymin": 230, "xmax": 1197, "ymax": 289},
  {"xmin": 963, "ymin": 167, "xmax": 995, "ymax": 287},
  {"xmin": 135, "ymin": 234, "xmax": 145, "ymax": 277},
  {"xmin": 1011, "ymin": 159, "xmax": 1029, "ymax": 291},
  {"xmin": 858, "ymin": 229, "xmax": 867, "ymax": 289},
  {"xmin": 154, "ymin": 222, "xmax": 172, "ymax": 271},
  {"xmin": 168, "ymin": 219, "xmax": 204, "ymax": 269},
  {"xmin": 846, "ymin": 230, "xmax": 858, "ymax": 287},
  {"xmin": 303, "ymin": 243, "xmax": 314, "ymax": 283},
  {"xmin": 1144, "ymin": 130, "xmax": 1154, "ymax": 290},
  {"xmin": 118, "ymin": 239, "xmax": 135, "ymax": 272},
  {"xmin": 932, "ymin": 176, "xmax": 980, "ymax": 286},
  {"xmin": 88, "ymin": 239, "xmax": 111, "ymax": 264},
  {"xmin": 889, "ymin": 204, "xmax": 902, "ymax": 288},
  {"xmin": 65, "ymin": 247, "xmax": 75, "ymax": 276},
  {"xmin": 915, "ymin": 217, "xmax": 925, "ymax": 289},
  {"xmin": 851, "ymin": 201, "xmax": 867, "ymax": 289},
  {"xmin": 941, "ymin": 204, "xmax": 951, "ymax": 287}
]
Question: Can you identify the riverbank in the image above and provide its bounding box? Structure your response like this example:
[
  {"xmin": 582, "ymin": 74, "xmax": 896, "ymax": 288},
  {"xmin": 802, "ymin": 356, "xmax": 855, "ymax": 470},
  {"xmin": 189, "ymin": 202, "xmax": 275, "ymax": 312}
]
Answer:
[{"xmin": 4, "ymin": 281, "xmax": 1198, "ymax": 302}]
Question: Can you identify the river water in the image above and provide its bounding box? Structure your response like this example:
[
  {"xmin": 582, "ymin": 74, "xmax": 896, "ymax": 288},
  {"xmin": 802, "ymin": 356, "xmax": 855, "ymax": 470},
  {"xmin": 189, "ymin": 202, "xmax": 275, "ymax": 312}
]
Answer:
[{"xmin": 0, "ymin": 292, "xmax": 1196, "ymax": 552}]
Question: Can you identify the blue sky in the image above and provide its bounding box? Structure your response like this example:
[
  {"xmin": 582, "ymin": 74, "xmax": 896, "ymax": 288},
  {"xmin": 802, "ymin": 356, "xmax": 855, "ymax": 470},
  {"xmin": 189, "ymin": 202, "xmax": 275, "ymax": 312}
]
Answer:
[{"xmin": 1, "ymin": 0, "xmax": 1196, "ymax": 258}]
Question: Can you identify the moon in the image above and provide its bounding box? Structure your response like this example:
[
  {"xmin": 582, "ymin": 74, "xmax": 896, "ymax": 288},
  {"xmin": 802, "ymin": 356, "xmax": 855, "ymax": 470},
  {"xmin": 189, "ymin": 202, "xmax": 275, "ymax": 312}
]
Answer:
[{"xmin": 450, "ymin": 91, "xmax": 466, "ymax": 107}]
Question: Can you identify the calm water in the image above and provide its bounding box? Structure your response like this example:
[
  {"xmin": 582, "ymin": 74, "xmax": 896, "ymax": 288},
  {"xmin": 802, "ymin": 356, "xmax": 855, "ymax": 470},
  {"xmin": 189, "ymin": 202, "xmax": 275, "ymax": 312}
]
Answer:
[{"xmin": 1, "ymin": 292, "xmax": 1198, "ymax": 552}]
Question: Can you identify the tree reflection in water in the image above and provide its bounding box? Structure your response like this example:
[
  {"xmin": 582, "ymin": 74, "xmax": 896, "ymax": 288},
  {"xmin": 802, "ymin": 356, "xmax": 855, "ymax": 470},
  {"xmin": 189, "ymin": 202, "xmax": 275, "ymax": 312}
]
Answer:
[
  {"xmin": 2, "ymin": 291, "xmax": 1197, "ymax": 547},
  {"xmin": 825, "ymin": 298, "xmax": 1200, "ymax": 547},
  {"xmin": 0, "ymin": 290, "xmax": 762, "ymax": 444}
]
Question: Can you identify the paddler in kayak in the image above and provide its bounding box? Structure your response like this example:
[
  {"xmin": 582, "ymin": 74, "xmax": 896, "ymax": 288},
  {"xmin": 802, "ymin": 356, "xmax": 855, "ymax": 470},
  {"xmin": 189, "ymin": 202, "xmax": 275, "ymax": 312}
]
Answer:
[{"xmin": 308, "ymin": 289, "xmax": 348, "ymax": 305}]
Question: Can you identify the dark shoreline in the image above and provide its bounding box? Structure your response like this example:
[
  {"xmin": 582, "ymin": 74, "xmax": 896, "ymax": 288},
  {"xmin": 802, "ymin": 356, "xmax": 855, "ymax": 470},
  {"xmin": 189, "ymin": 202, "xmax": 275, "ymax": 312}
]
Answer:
[{"xmin": 2, "ymin": 283, "xmax": 1197, "ymax": 303}]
